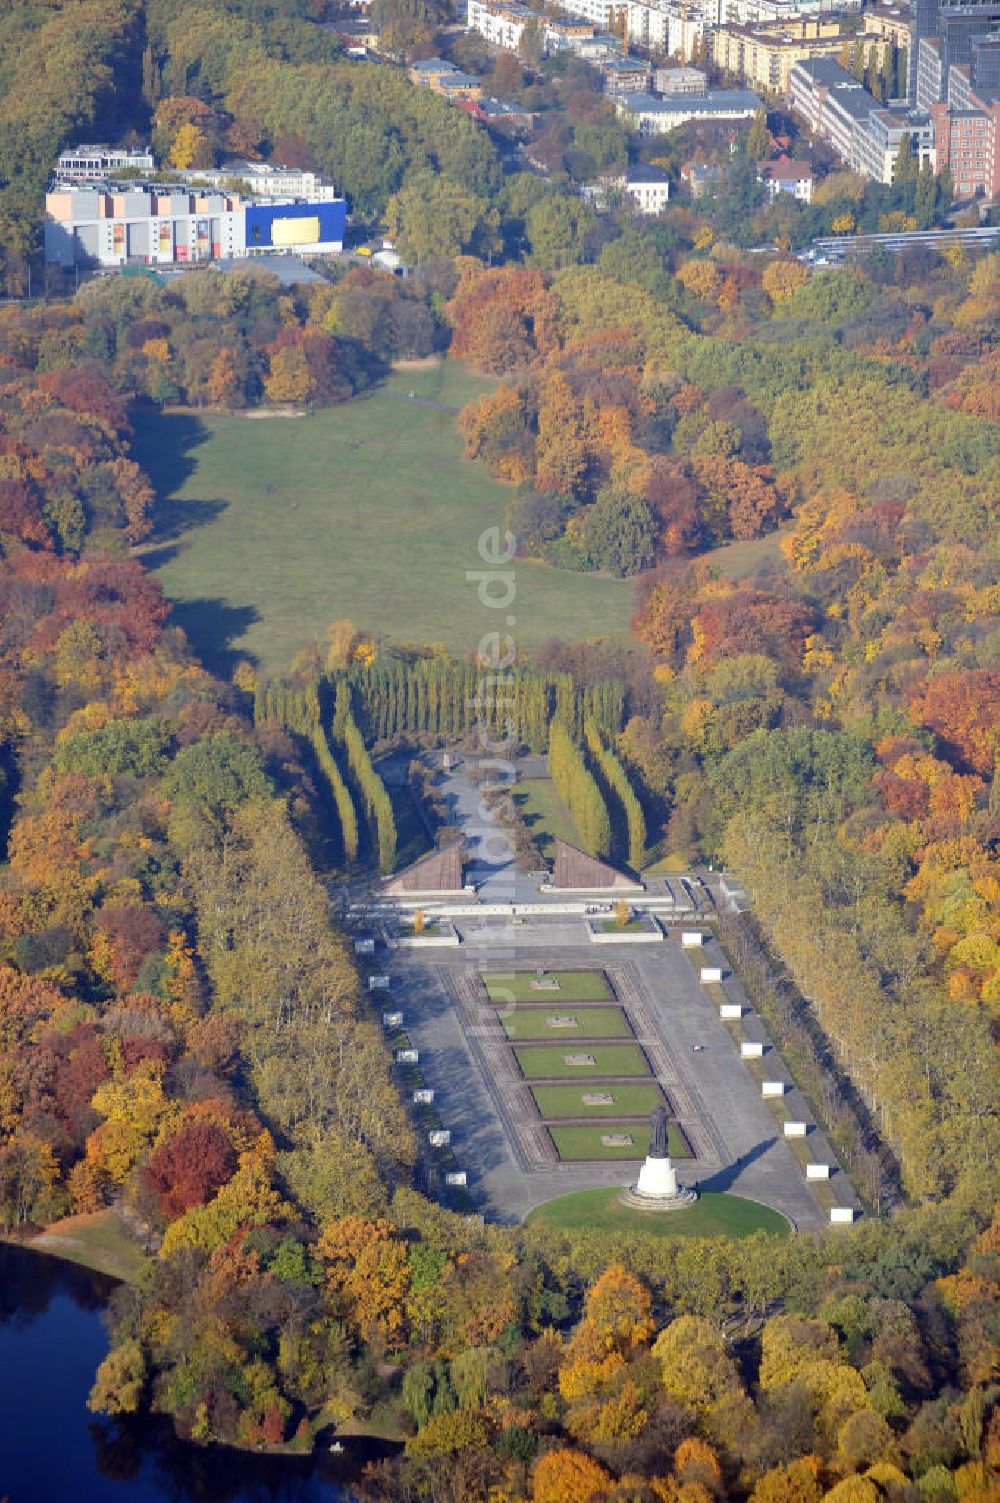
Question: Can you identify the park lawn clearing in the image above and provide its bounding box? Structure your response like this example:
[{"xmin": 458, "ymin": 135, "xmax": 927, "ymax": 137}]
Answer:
[
  {"xmin": 21, "ymin": 1209, "xmax": 146, "ymax": 1283},
  {"xmin": 514, "ymin": 778, "xmax": 581, "ymax": 860},
  {"xmin": 548, "ymin": 1122, "xmax": 691, "ymax": 1160},
  {"xmin": 499, "ymin": 1005, "xmax": 631, "ymax": 1040},
  {"xmin": 485, "ymin": 970, "xmax": 612, "ymax": 1003},
  {"xmin": 525, "ymin": 1186, "xmax": 790, "ymax": 1239},
  {"xmin": 531, "ymin": 1082, "xmax": 668, "ymax": 1119},
  {"xmin": 513, "ymin": 1043, "xmax": 651, "ymax": 1079},
  {"xmin": 132, "ymin": 360, "xmax": 633, "ymax": 676}
]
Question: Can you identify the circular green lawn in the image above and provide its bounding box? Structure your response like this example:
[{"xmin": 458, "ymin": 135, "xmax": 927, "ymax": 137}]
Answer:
[{"xmin": 524, "ymin": 1187, "xmax": 790, "ymax": 1239}]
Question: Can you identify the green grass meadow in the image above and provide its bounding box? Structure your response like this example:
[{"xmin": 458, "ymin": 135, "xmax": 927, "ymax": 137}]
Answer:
[
  {"xmin": 530, "ymin": 1082, "xmax": 668, "ymax": 1119},
  {"xmin": 485, "ymin": 971, "xmax": 613, "ymax": 1003},
  {"xmin": 513, "ymin": 1043, "xmax": 652, "ymax": 1080},
  {"xmin": 525, "ymin": 1187, "xmax": 790, "ymax": 1239},
  {"xmin": 133, "ymin": 361, "xmax": 633, "ymax": 675},
  {"xmin": 547, "ymin": 1123, "xmax": 691, "ymax": 1160},
  {"xmin": 514, "ymin": 778, "xmax": 583, "ymax": 860},
  {"xmin": 499, "ymin": 1005, "xmax": 631, "ymax": 1041}
]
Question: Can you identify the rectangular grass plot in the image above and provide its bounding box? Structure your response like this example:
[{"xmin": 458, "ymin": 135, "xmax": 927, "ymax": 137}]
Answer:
[
  {"xmin": 514, "ymin": 1044, "xmax": 652, "ymax": 1080},
  {"xmin": 549, "ymin": 1122, "xmax": 691, "ymax": 1161},
  {"xmin": 499, "ymin": 1005, "xmax": 631, "ymax": 1041},
  {"xmin": 532, "ymin": 1082, "xmax": 668, "ymax": 1119},
  {"xmin": 485, "ymin": 971, "xmax": 613, "ymax": 1004}
]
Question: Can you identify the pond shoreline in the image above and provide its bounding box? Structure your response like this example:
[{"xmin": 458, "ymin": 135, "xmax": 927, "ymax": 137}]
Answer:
[{"xmin": 0, "ymin": 1231, "xmax": 403, "ymax": 1487}]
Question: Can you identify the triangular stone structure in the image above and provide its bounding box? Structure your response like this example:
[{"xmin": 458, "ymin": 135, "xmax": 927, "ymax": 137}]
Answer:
[
  {"xmin": 383, "ymin": 842, "xmax": 464, "ymax": 896},
  {"xmin": 551, "ymin": 839, "xmax": 642, "ymax": 892}
]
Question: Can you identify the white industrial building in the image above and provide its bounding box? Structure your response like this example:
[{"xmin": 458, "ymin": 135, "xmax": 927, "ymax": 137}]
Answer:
[
  {"xmin": 55, "ymin": 145, "xmax": 156, "ymax": 181},
  {"xmin": 616, "ymin": 85, "xmax": 761, "ymax": 131},
  {"xmin": 174, "ymin": 161, "xmax": 343, "ymax": 202},
  {"xmin": 44, "ymin": 155, "xmax": 347, "ymax": 270}
]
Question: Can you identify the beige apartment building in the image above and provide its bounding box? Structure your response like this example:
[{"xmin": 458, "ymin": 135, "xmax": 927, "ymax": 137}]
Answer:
[{"xmin": 712, "ymin": 18, "xmax": 890, "ymax": 97}]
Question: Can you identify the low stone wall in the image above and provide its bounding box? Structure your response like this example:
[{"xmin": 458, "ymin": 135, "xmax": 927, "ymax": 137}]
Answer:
[
  {"xmin": 587, "ymin": 921, "xmax": 664, "ymax": 945},
  {"xmin": 395, "ymin": 931, "xmax": 461, "ymax": 949}
]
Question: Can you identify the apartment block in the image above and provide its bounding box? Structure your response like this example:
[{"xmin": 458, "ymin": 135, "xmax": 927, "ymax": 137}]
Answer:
[{"xmin": 789, "ymin": 56, "xmax": 934, "ymax": 180}]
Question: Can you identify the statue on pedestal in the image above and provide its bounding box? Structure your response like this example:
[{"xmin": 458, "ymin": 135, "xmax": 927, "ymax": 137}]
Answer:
[
  {"xmin": 621, "ymin": 1101, "xmax": 697, "ymax": 1211},
  {"xmin": 649, "ymin": 1104, "xmax": 669, "ymax": 1159}
]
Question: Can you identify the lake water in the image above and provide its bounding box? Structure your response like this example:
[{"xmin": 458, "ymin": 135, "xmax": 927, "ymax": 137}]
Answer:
[{"xmin": 0, "ymin": 1243, "xmax": 393, "ymax": 1503}]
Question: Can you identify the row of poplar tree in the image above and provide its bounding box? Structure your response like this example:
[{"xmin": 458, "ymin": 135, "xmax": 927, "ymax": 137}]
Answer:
[{"xmin": 254, "ymin": 669, "xmax": 648, "ymax": 874}]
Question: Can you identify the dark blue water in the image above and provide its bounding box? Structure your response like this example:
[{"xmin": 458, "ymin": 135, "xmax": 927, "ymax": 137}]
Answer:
[{"xmin": 0, "ymin": 1244, "xmax": 393, "ymax": 1503}]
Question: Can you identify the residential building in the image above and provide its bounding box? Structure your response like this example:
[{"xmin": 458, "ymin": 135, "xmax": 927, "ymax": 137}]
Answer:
[
  {"xmin": 714, "ymin": 0, "xmax": 859, "ymax": 26},
  {"xmin": 438, "ymin": 70, "xmax": 484, "ymax": 98},
  {"xmin": 555, "ymin": 0, "xmax": 620, "ymax": 27},
  {"xmin": 408, "ymin": 55, "xmax": 461, "ymax": 87},
  {"xmin": 654, "ymin": 64, "xmax": 708, "ymax": 91},
  {"xmin": 931, "ymin": 60, "xmax": 1000, "ymax": 195},
  {"xmin": 865, "ymin": 4, "xmax": 913, "ymax": 52},
  {"xmin": 582, "ymin": 163, "xmax": 672, "ymax": 210},
  {"xmin": 465, "ymin": 0, "xmax": 536, "ymax": 50},
  {"xmin": 466, "ymin": 0, "xmax": 597, "ymax": 55},
  {"xmin": 457, "ymin": 95, "xmax": 537, "ymax": 131},
  {"xmin": 408, "ymin": 56, "xmax": 482, "ymax": 96},
  {"xmin": 616, "ymin": 85, "xmax": 761, "ymax": 130},
  {"xmin": 601, "ymin": 54, "xmax": 654, "ymax": 91},
  {"xmin": 789, "ymin": 56, "xmax": 935, "ymax": 180},
  {"xmin": 622, "ymin": 162, "xmax": 672, "ymax": 209},
  {"xmin": 711, "ymin": 17, "xmax": 863, "ymax": 96},
  {"xmin": 623, "ymin": 0, "xmax": 705, "ymax": 60},
  {"xmin": 55, "ymin": 144, "xmax": 156, "ymax": 181},
  {"xmin": 757, "ymin": 155, "xmax": 815, "ymax": 197},
  {"xmin": 681, "ymin": 158, "xmax": 729, "ymax": 192}
]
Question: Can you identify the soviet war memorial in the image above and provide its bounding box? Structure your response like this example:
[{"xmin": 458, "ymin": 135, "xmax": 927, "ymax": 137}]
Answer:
[{"xmin": 2, "ymin": 0, "xmax": 1000, "ymax": 1496}]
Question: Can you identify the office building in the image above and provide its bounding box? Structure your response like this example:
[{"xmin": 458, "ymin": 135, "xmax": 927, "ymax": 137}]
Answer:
[{"xmin": 789, "ymin": 56, "xmax": 935, "ymax": 180}]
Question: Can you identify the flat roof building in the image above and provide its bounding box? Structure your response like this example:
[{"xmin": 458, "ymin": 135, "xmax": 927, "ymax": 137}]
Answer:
[
  {"xmin": 55, "ymin": 144, "xmax": 156, "ymax": 181},
  {"xmin": 789, "ymin": 56, "xmax": 935, "ymax": 180},
  {"xmin": 45, "ymin": 152, "xmax": 347, "ymax": 270},
  {"xmin": 617, "ymin": 85, "xmax": 761, "ymax": 131}
]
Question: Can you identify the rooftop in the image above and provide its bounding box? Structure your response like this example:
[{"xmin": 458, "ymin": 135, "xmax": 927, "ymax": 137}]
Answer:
[
  {"xmin": 758, "ymin": 156, "xmax": 815, "ymax": 177},
  {"xmin": 627, "ymin": 163, "xmax": 670, "ymax": 181}
]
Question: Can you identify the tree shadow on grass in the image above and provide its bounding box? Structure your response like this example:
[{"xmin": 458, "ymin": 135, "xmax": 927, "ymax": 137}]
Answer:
[
  {"xmin": 168, "ymin": 599, "xmax": 259, "ymax": 679},
  {"xmin": 148, "ymin": 495, "xmax": 229, "ymax": 545},
  {"xmin": 130, "ymin": 410, "xmax": 225, "ymax": 542},
  {"xmin": 131, "ymin": 408, "xmax": 208, "ymax": 492}
]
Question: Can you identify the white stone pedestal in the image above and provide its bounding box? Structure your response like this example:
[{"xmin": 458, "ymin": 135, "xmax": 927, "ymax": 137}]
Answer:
[
  {"xmin": 620, "ymin": 1154, "xmax": 698, "ymax": 1212},
  {"xmin": 636, "ymin": 1155, "xmax": 678, "ymax": 1197}
]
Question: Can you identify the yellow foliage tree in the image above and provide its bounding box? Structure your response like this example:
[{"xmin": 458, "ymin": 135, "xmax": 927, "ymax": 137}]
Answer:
[
  {"xmin": 169, "ymin": 121, "xmax": 207, "ymax": 170},
  {"xmin": 532, "ymin": 1447, "xmax": 613, "ymax": 1503},
  {"xmin": 762, "ymin": 259, "xmax": 810, "ymax": 306}
]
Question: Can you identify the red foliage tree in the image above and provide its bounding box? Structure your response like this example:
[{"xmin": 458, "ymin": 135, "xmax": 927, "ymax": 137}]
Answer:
[
  {"xmin": 909, "ymin": 670, "xmax": 1000, "ymax": 773},
  {"xmin": 694, "ymin": 589, "xmax": 812, "ymax": 667},
  {"xmin": 142, "ymin": 1121, "xmax": 238, "ymax": 1219},
  {"xmin": 98, "ymin": 905, "xmax": 167, "ymax": 993}
]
